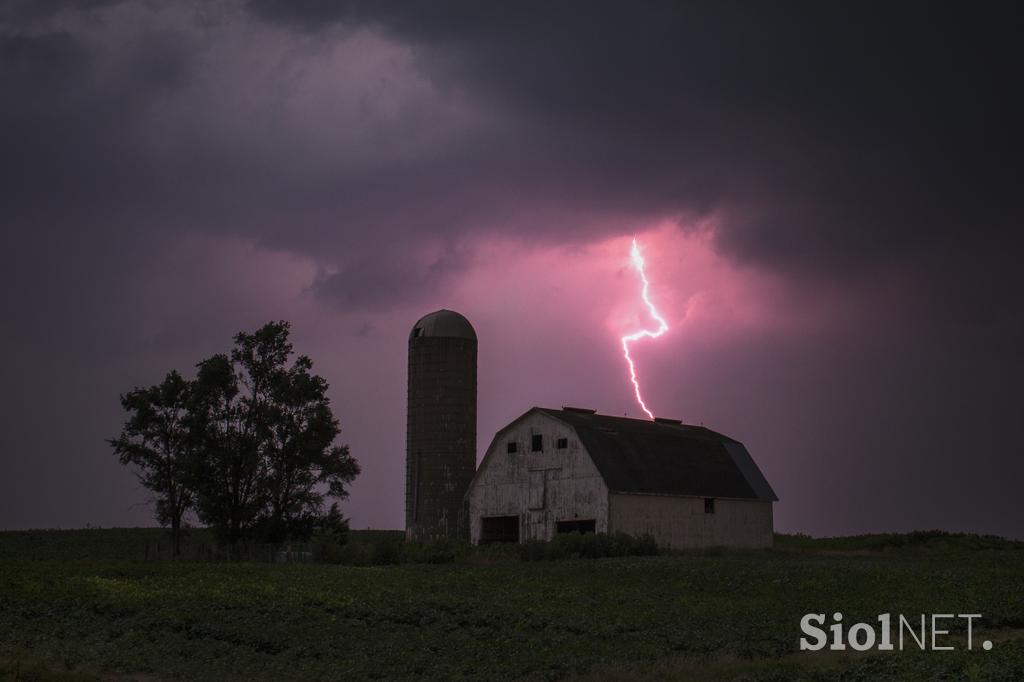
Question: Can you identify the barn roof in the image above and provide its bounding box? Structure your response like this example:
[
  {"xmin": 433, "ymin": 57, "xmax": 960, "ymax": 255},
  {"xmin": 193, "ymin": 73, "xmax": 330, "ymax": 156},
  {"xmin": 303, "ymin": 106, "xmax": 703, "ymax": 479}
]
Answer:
[{"xmin": 535, "ymin": 407, "xmax": 778, "ymax": 501}]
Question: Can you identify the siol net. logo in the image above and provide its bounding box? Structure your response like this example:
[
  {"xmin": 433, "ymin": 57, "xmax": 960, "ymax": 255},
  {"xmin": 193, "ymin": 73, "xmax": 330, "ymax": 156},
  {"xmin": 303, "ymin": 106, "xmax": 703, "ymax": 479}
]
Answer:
[{"xmin": 800, "ymin": 613, "xmax": 992, "ymax": 652}]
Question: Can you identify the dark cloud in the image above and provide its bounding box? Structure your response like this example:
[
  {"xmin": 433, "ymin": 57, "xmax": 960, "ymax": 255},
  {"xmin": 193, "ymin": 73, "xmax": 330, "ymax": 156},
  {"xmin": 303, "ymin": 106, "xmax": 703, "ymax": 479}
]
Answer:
[
  {"xmin": 245, "ymin": 0, "xmax": 349, "ymax": 31},
  {"xmin": 326, "ymin": 2, "xmax": 1024, "ymax": 378},
  {"xmin": 0, "ymin": 0, "xmax": 125, "ymax": 24},
  {"xmin": 311, "ymin": 240, "xmax": 471, "ymax": 311},
  {"xmin": 245, "ymin": 1, "xmax": 1024, "ymax": 282},
  {"xmin": 0, "ymin": 25, "xmax": 194, "ymax": 227},
  {"xmin": 6, "ymin": 2, "xmax": 1023, "ymax": 281}
]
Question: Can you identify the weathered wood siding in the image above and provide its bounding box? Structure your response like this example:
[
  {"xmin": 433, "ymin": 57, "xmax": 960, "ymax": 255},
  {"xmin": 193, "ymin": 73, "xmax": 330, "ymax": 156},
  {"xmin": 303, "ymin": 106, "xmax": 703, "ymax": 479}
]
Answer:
[
  {"xmin": 608, "ymin": 493, "xmax": 773, "ymax": 549},
  {"xmin": 468, "ymin": 412, "xmax": 609, "ymax": 544}
]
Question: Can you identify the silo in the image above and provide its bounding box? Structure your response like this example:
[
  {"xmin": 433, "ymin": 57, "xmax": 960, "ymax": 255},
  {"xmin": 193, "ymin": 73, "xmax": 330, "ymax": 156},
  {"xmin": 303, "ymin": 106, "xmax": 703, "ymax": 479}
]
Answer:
[{"xmin": 406, "ymin": 309, "xmax": 477, "ymax": 541}]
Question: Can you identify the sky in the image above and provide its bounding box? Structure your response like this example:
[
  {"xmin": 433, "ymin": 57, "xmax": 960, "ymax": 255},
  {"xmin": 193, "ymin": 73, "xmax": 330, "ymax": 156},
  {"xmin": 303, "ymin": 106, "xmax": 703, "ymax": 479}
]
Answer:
[{"xmin": 1, "ymin": 1, "xmax": 1022, "ymax": 538}]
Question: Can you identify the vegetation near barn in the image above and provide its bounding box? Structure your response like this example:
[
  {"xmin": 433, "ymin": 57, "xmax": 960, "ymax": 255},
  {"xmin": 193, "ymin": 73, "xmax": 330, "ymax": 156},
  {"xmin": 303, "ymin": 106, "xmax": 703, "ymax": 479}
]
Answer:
[{"xmin": 1, "ymin": 529, "xmax": 1023, "ymax": 681}]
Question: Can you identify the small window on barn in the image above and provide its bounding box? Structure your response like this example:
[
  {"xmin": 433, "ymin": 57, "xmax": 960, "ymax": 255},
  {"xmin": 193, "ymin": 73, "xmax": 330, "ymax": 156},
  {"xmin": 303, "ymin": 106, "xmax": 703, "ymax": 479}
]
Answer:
[
  {"xmin": 531, "ymin": 434, "xmax": 543, "ymax": 452},
  {"xmin": 556, "ymin": 437, "xmax": 568, "ymax": 449},
  {"xmin": 704, "ymin": 498, "xmax": 715, "ymax": 514},
  {"xmin": 507, "ymin": 441, "xmax": 518, "ymax": 454}
]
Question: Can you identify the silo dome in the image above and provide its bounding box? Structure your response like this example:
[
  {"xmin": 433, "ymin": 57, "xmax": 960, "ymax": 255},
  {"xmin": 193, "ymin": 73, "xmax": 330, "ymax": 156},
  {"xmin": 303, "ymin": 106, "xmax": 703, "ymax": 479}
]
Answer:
[{"xmin": 409, "ymin": 309, "xmax": 477, "ymax": 341}]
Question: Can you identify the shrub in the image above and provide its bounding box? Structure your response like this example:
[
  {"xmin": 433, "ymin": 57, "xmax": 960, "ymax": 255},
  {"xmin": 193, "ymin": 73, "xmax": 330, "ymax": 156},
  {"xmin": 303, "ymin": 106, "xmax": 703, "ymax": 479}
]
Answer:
[
  {"xmin": 518, "ymin": 532, "xmax": 659, "ymax": 561},
  {"xmin": 401, "ymin": 538, "xmax": 470, "ymax": 564},
  {"xmin": 320, "ymin": 532, "xmax": 657, "ymax": 565},
  {"xmin": 467, "ymin": 540, "xmax": 520, "ymax": 563},
  {"xmin": 369, "ymin": 538, "xmax": 404, "ymax": 565},
  {"xmin": 312, "ymin": 535, "xmax": 351, "ymax": 564}
]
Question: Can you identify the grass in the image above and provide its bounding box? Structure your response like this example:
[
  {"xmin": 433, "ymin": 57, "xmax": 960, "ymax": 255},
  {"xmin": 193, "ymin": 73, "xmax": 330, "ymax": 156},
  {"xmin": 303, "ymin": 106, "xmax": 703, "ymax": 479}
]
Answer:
[
  {"xmin": 0, "ymin": 528, "xmax": 407, "ymax": 563},
  {"xmin": 0, "ymin": 655, "xmax": 102, "ymax": 681},
  {"xmin": 0, "ymin": 530, "xmax": 1022, "ymax": 680},
  {"xmin": 773, "ymin": 530, "xmax": 1024, "ymax": 553}
]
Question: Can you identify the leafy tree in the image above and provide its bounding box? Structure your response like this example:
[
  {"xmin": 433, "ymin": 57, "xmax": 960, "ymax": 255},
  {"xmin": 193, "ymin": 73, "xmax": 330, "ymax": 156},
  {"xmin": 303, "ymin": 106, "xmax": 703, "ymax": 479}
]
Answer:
[
  {"xmin": 257, "ymin": 348, "xmax": 361, "ymax": 544},
  {"xmin": 189, "ymin": 352, "xmax": 260, "ymax": 549},
  {"xmin": 109, "ymin": 371, "xmax": 195, "ymax": 555},
  {"xmin": 190, "ymin": 321, "xmax": 360, "ymax": 548}
]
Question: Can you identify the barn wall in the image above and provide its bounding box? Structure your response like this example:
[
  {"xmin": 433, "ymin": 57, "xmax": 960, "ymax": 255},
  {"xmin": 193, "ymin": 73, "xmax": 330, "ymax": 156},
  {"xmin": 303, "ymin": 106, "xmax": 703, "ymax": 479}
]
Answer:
[
  {"xmin": 468, "ymin": 412, "xmax": 609, "ymax": 544},
  {"xmin": 608, "ymin": 494, "xmax": 773, "ymax": 549}
]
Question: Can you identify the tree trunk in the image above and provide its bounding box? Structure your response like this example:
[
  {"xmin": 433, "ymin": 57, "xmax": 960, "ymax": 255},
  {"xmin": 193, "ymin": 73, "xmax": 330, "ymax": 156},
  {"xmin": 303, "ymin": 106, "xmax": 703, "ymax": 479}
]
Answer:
[{"xmin": 171, "ymin": 515, "xmax": 181, "ymax": 557}]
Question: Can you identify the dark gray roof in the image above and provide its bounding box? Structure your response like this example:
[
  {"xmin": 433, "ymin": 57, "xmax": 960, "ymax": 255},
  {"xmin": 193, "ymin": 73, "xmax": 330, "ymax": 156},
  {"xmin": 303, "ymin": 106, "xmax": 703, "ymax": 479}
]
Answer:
[
  {"xmin": 409, "ymin": 309, "xmax": 476, "ymax": 341},
  {"xmin": 537, "ymin": 408, "xmax": 778, "ymax": 501}
]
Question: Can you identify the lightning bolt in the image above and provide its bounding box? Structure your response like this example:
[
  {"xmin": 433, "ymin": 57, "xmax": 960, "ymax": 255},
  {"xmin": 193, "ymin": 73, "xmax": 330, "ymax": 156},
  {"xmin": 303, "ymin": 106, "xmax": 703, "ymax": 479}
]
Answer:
[{"xmin": 621, "ymin": 238, "xmax": 669, "ymax": 420}]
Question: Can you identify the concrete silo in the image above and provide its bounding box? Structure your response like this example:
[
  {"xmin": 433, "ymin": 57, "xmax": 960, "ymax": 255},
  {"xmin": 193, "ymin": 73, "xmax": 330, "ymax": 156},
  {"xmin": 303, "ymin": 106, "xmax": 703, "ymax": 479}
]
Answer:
[{"xmin": 406, "ymin": 309, "xmax": 477, "ymax": 541}]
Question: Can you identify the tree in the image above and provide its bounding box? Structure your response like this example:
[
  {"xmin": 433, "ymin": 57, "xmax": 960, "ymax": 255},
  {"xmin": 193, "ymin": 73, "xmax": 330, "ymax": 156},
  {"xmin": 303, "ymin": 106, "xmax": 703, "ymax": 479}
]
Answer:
[
  {"xmin": 257, "ymin": 348, "xmax": 361, "ymax": 544},
  {"xmin": 190, "ymin": 321, "xmax": 360, "ymax": 548},
  {"xmin": 188, "ymin": 352, "xmax": 260, "ymax": 549},
  {"xmin": 109, "ymin": 371, "xmax": 195, "ymax": 556}
]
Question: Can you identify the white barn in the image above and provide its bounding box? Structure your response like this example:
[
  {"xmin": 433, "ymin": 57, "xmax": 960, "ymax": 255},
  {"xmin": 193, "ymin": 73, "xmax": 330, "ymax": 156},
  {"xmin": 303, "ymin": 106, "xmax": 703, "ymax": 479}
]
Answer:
[{"xmin": 466, "ymin": 407, "xmax": 777, "ymax": 549}]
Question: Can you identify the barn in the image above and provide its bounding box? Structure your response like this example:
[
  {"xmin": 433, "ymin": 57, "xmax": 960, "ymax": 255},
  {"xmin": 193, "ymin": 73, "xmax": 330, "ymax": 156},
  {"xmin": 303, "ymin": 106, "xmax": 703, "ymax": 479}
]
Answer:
[{"xmin": 466, "ymin": 407, "xmax": 777, "ymax": 549}]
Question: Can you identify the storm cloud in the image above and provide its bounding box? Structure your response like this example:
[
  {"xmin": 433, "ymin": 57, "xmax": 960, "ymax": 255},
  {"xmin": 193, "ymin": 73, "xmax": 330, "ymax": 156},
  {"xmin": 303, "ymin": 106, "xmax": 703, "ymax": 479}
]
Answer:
[{"xmin": 1, "ymin": 1, "xmax": 1021, "ymax": 537}]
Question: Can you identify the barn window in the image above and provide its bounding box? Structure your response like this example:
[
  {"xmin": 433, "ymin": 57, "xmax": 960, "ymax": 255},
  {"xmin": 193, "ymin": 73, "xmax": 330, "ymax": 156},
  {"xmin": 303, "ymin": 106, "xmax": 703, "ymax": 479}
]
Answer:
[
  {"xmin": 556, "ymin": 519, "xmax": 596, "ymax": 534},
  {"xmin": 704, "ymin": 498, "xmax": 715, "ymax": 514},
  {"xmin": 531, "ymin": 434, "xmax": 543, "ymax": 452},
  {"xmin": 507, "ymin": 441, "xmax": 518, "ymax": 453},
  {"xmin": 556, "ymin": 437, "xmax": 568, "ymax": 449}
]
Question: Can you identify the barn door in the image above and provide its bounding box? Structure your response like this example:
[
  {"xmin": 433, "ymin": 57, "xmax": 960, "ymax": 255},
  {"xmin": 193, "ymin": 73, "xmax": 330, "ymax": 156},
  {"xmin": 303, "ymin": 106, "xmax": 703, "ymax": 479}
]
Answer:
[
  {"xmin": 528, "ymin": 469, "xmax": 546, "ymax": 510},
  {"xmin": 480, "ymin": 516, "xmax": 519, "ymax": 544}
]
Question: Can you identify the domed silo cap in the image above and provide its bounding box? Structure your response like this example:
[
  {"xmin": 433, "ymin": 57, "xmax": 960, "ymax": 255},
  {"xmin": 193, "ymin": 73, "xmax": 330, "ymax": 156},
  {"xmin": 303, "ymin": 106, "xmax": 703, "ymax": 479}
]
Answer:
[{"xmin": 410, "ymin": 309, "xmax": 477, "ymax": 341}]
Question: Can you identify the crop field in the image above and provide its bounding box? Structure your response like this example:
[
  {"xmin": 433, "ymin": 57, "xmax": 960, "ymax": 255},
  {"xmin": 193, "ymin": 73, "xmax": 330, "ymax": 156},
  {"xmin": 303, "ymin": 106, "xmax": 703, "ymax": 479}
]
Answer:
[{"xmin": 1, "ymin": 530, "xmax": 1023, "ymax": 681}]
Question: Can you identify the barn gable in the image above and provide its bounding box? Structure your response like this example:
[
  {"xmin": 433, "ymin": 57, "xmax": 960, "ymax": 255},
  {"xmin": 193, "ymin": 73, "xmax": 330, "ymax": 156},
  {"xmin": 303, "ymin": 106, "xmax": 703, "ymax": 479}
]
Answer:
[
  {"xmin": 467, "ymin": 408, "xmax": 609, "ymax": 543},
  {"xmin": 467, "ymin": 408, "xmax": 568, "ymax": 495}
]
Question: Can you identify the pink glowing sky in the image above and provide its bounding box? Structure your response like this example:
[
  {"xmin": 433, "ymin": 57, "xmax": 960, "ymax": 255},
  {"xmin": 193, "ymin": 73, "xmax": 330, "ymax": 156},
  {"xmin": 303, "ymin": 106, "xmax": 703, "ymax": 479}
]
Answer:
[
  {"xmin": 219, "ymin": 222, "xmax": 819, "ymax": 531},
  {"xmin": 1, "ymin": 2, "xmax": 1022, "ymax": 538}
]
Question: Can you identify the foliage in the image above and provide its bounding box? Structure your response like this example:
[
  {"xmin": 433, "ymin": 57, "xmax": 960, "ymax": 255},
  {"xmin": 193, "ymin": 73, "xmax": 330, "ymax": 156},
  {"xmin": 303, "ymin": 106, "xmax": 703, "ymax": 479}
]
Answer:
[
  {"xmin": 518, "ymin": 532, "xmax": 660, "ymax": 561},
  {"xmin": 317, "ymin": 533, "xmax": 655, "ymax": 566},
  {"xmin": 0, "ymin": 655, "xmax": 100, "ymax": 681},
  {"xmin": 1, "ymin": 535, "xmax": 1023, "ymax": 681},
  {"xmin": 110, "ymin": 321, "xmax": 360, "ymax": 551},
  {"xmin": 108, "ymin": 371, "xmax": 195, "ymax": 555},
  {"xmin": 314, "ymin": 535, "xmax": 469, "ymax": 566},
  {"xmin": 13, "ymin": 527, "xmax": 1024, "ymax": 569},
  {"xmin": 0, "ymin": 528, "xmax": 398, "ymax": 563},
  {"xmin": 318, "ymin": 532, "xmax": 655, "ymax": 567},
  {"xmin": 774, "ymin": 530, "xmax": 1024, "ymax": 553}
]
